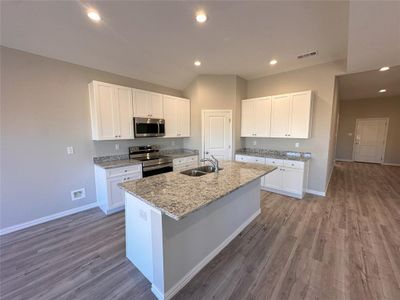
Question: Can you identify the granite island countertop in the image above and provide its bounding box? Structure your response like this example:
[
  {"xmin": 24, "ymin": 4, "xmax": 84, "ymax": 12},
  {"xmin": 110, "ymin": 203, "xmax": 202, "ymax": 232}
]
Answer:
[{"xmin": 119, "ymin": 161, "xmax": 276, "ymax": 221}]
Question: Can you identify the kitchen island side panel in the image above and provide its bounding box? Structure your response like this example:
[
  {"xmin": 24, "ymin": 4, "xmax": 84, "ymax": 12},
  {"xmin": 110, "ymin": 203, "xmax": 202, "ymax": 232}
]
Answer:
[{"xmin": 161, "ymin": 179, "xmax": 261, "ymax": 293}]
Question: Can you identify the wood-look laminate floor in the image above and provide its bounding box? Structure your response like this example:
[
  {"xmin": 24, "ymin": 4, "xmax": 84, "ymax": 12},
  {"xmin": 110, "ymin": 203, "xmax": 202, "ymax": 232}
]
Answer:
[{"xmin": 1, "ymin": 162, "xmax": 400, "ymax": 300}]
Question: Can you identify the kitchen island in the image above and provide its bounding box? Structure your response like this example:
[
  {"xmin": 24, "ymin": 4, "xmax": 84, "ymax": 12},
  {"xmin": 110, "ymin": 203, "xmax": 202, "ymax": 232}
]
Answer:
[{"xmin": 119, "ymin": 161, "xmax": 276, "ymax": 300}]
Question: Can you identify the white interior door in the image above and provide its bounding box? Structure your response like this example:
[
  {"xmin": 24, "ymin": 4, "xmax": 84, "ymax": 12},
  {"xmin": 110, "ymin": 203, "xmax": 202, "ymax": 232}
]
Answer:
[
  {"xmin": 202, "ymin": 110, "xmax": 232, "ymax": 160},
  {"xmin": 353, "ymin": 118, "xmax": 388, "ymax": 163}
]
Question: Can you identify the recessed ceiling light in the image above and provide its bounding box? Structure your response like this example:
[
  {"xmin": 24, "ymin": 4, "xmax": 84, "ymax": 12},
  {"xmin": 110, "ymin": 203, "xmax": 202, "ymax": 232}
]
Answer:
[
  {"xmin": 379, "ymin": 89, "xmax": 387, "ymax": 93},
  {"xmin": 379, "ymin": 66, "xmax": 390, "ymax": 72},
  {"xmin": 195, "ymin": 12, "xmax": 207, "ymax": 23},
  {"xmin": 269, "ymin": 59, "xmax": 278, "ymax": 65},
  {"xmin": 194, "ymin": 60, "xmax": 201, "ymax": 66},
  {"xmin": 87, "ymin": 10, "xmax": 101, "ymax": 22}
]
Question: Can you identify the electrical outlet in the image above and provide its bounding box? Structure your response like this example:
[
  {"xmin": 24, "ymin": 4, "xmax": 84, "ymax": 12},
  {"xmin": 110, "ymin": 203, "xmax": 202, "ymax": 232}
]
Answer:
[
  {"xmin": 348, "ymin": 132, "xmax": 353, "ymax": 136},
  {"xmin": 295, "ymin": 142, "xmax": 300, "ymax": 148},
  {"xmin": 115, "ymin": 143, "xmax": 120, "ymax": 150},
  {"xmin": 71, "ymin": 188, "xmax": 85, "ymax": 201},
  {"xmin": 66, "ymin": 146, "xmax": 74, "ymax": 155},
  {"xmin": 171, "ymin": 140, "xmax": 175, "ymax": 147},
  {"xmin": 253, "ymin": 140, "xmax": 257, "ymax": 146}
]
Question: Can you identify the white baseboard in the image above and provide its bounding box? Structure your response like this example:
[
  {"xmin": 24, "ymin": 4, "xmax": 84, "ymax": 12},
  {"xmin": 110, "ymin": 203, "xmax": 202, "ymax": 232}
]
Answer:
[
  {"xmin": 261, "ymin": 186, "xmax": 302, "ymax": 199},
  {"xmin": 153, "ymin": 208, "xmax": 261, "ymax": 300},
  {"xmin": 0, "ymin": 202, "xmax": 98, "ymax": 236},
  {"xmin": 335, "ymin": 158, "xmax": 354, "ymax": 162},
  {"xmin": 383, "ymin": 162, "xmax": 400, "ymax": 167},
  {"xmin": 305, "ymin": 189, "xmax": 326, "ymax": 197}
]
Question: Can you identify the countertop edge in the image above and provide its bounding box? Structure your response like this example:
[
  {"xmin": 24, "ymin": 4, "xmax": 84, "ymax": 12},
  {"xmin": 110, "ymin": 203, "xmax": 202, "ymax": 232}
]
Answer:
[{"xmin": 119, "ymin": 166, "xmax": 277, "ymax": 221}]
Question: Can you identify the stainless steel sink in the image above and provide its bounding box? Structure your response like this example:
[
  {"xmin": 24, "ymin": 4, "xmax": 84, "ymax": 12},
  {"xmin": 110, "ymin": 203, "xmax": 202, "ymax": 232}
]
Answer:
[{"xmin": 180, "ymin": 166, "xmax": 223, "ymax": 177}]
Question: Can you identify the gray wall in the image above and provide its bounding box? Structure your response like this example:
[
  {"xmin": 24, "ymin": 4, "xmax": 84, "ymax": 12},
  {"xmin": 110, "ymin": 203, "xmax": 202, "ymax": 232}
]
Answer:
[
  {"xmin": 183, "ymin": 75, "xmax": 245, "ymax": 155},
  {"xmin": 326, "ymin": 77, "xmax": 340, "ymax": 186},
  {"xmin": 0, "ymin": 47, "xmax": 184, "ymax": 229},
  {"xmin": 336, "ymin": 95, "xmax": 400, "ymax": 164},
  {"xmin": 244, "ymin": 61, "xmax": 346, "ymax": 193}
]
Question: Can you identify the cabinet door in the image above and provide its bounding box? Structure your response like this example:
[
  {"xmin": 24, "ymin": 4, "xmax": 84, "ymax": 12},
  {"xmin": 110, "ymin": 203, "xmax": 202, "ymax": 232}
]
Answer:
[
  {"xmin": 177, "ymin": 98, "xmax": 190, "ymax": 137},
  {"xmin": 289, "ymin": 91, "xmax": 312, "ymax": 138},
  {"xmin": 96, "ymin": 83, "xmax": 118, "ymax": 140},
  {"xmin": 133, "ymin": 90, "xmax": 151, "ymax": 118},
  {"xmin": 115, "ymin": 86, "xmax": 134, "ymax": 139},
  {"xmin": 281, "ymin": 167, "xmax": 303, "ymax": 194},
  {"xmin": 241, "ymin": 100, "xmax": 255, "ymax": 137},
  {"xmin": 108, "ymin": 173, "xmax": 142, "ymax": 209},
  {"xmin": 150, "ymin": 93, "xmax": 163, "ymax": 118},
  {"xmin": 264, "ymin": 168, "xmax": 282, "ymax": 190},
  {"xmin": 108, "ymin": 177, "xmax": 126, "ymax": 208},
  {"xmin": 255, "ymin": 97, "xmax": 271, "ymax": 137},
  {"xmin": 271, "ymin": 94, "xmax": 291, "ymax": 137},
  {"xmin": 163, "ymin": 96, "xmax": 177, "ymax": 137}
]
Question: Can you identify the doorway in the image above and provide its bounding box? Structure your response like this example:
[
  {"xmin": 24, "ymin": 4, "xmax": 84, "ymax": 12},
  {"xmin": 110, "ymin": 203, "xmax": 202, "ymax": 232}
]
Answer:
[
  {"xmin": 353, "ymin": 118, "xmax": 389, "ymax": 163},
  {"xmin": 201, "ymin": 110, "xmax": 233, "ymax": 160}
]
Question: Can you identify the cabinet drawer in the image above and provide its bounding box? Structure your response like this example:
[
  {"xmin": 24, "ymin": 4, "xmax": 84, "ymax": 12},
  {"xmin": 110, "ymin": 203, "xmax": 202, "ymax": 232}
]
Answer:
[
  {"xmin": 235, "ymin": 155, "xmax": 247, "ymax": 162},
  {"xmin": 265, "ymin": 158, "xmax": 284, "ymax": 166},
  {"xmin": 283, "ymin": 160, "xmax": 304, "ymax": 169},
  {"xmin": 107, "ymin": 164, "xmax": 142, "ymax": 178},
  {"xmin": 185, "ymin": 155, "xmax": 198, "ymax": 163}
]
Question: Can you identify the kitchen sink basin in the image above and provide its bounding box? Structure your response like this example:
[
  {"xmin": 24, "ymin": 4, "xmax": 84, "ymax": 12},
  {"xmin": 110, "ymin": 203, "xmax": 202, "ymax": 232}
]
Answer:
[{"xmin": 180, "ymin": 165, "xmax": 223, "ymax": 177}]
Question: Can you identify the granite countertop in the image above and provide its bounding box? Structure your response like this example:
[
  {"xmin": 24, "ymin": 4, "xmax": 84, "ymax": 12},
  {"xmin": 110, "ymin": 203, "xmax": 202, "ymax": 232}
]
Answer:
[
  {"xmin": 93, "ymin": 149, "xmax": 199, "ymax": 169},
  {"xmin": 236, "ymin": 149, "xmax": 311, "ymax": 162},
  {"xmin": 93, "ymin": 155, "xmax": 142, "ymax": 169},
  {"xmin": 119, "ymin": 161, "xmax": 276, "ymax": 221}
]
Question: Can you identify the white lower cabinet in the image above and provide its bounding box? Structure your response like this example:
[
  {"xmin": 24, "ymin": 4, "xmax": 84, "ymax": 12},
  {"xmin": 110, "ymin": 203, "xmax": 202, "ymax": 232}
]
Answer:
[
  {"xmin": 173, "ymin": 155, "xmax": 198, "ymax": 172},
  {"xmin": 235, "ymin": 155, "xmax": 309, "ymax": 199},
  {"xmin": 95, "ymin": 164, "xmax": 142, "ymax": 214}
]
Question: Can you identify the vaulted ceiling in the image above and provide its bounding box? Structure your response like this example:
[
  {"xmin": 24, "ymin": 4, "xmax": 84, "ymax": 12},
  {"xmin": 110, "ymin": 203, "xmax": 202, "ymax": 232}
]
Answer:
[{"xmin": 1, "ymin": 1, "xmax": 399, "ymax": 90}]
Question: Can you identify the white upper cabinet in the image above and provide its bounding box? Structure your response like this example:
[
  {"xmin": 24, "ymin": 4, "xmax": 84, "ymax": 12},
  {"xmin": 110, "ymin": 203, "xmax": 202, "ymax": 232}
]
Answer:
[
  {"xmin": 271, "ymin": 91, "xmax": 312, "ymax": 138},
  {"xmin": 133, "ymin": 89, "xmax": 163, "ymax": 119},
  {"xmin": 163, "ymin": 95, "xmax": 190, "ymax": 137},
  {"xmin": 241, "ymin": 97, "xmax": 271, "ymax": 137},
  {"xmin": 289, "ymin": 91, "xmax": 312, "ymax": 138},
  {"xmin": 89, "ymin": 81, "xmax": 134, "ymax": 140},
  {"xmin": 271, "ymin": 94, "xmax": 291, "ymax": 137}
]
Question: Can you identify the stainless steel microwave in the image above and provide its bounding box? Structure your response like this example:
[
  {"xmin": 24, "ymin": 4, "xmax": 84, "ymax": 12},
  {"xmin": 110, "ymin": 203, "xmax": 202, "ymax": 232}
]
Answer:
[{"xmin": 134, "ymin": 117, "xmax": 165, "ymax": 137}]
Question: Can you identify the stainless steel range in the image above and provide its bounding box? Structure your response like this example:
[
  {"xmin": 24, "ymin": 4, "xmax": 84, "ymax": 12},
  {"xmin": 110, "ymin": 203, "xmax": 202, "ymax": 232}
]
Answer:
[{"xmin": 129, "ymin": 145, "xmax": 173, "ymax": 177}]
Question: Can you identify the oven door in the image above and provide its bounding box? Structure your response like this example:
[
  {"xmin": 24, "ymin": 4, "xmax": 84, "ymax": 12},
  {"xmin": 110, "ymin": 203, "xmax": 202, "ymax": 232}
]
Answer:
[
  {"xmin": 142, "ymin": 163, "xmax": 173, "ymax": 177},
  {"xmin": 134, "ymin": 118, "xmax": 165, "ymax": 137}
]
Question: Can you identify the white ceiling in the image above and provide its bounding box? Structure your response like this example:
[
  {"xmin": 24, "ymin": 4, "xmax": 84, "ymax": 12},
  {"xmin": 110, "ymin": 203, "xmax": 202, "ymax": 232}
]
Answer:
[
  {"xmin": 347, "ymin": 1, "xmax": 400, "ymax": 74},
  {"xmin": 0, "ymin": 1, "xmax": 349, "ymax": 90},
  {"xmin": 339, "ymin": 65, "xmax": 400, "ymax": 101}
]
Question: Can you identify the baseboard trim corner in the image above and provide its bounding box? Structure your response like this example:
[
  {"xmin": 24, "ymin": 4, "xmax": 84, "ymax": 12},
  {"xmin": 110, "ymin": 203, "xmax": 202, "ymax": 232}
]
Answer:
[
  {"xmin": 0, "ymin": 202, "xmax": 98, "ymax": 236},
  {"xmin": 335, "ymin": 158, "xmax": 354, "ymax": 162},
  {"xmin": 306, "ymin": 189, "xmax": 326, "ymax": 197},
  {"xmin": 382, "ymin": 162, "xmax": 400, "ymax": 167}
]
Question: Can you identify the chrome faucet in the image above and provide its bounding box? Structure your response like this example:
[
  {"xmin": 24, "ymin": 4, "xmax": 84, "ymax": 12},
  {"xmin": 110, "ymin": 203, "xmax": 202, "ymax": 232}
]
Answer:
[{"xmin": 200, "ymin": 155, "xmax": 220, "ymax": 172}]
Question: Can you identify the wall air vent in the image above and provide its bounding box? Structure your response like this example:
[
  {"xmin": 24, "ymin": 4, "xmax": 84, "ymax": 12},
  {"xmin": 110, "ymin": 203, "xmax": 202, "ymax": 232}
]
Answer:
[{"xmin": 297, "ymin": 51, "xmax": 318, "ymax": 59}]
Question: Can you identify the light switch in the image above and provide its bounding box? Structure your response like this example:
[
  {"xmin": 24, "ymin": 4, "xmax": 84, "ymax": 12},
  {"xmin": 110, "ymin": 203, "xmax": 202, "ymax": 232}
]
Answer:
[
  {"xmin": 295, "ymin": 142, "xmax": 300, "ymax": 148},
  {"xmin": 348, "ymin": 133, "xmax": 353, "ymax": 136},
  {"xmin": 115, "ymin": 143, "xmax": 120, "ymax": 150},
  {"xmin": 66, "ymin": 146, "xmax": 74, "ymax": 155},
  {"xmin": 253, "ymin": 140, "xmax": 257, "ymax": 146},
  {"xmin": 171, "ymin": 140, "xmax": 176, "ymax": 147}
]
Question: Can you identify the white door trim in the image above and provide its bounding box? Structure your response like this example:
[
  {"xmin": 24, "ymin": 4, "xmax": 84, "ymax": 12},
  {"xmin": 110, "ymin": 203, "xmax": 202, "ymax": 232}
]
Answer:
[
  {"xmin": 352, "ymin": 117, "xmax": 389, "ymax": 163},
  {"xmin": 201, "ymin": 110, "xmax": 233, "ymax": 160}
]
